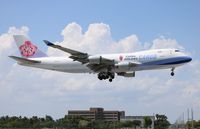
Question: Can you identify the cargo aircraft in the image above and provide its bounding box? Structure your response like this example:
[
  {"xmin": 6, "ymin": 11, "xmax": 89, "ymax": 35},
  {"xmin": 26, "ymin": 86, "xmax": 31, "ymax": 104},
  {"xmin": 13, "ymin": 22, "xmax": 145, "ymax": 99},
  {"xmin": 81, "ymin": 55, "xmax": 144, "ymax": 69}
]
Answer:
[{"xmin": 9, "ymin": 35, "xmax": 192, "ymax": 82}]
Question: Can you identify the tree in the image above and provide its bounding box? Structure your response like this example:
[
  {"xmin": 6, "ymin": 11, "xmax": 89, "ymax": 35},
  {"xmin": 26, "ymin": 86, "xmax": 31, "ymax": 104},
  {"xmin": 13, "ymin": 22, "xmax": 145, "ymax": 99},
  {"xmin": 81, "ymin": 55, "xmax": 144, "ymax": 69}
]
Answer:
[
  {"xmin": 56, "ymin": 115, "xmax": 71, "ymax": 128},
  {"xmin": 154, "ymin": 114, "xmax": 170, "ymax": 129},
  {"xmin": 144, "ymin": 116, "xmax": 152, "ymax": 129},
  {"xmin": 121, "ymin": 120, "xmax": 134, "ymax": 128},
  {"xmin": 132, "ymin": 120, "xmax": 141, "ymax": 129},
  {"xmin": 0, "ymin": 114, "xmax": 170, "ymax": 129},
  {"xmin": 42, "ymin": 115, "xmax": 55, "ymax": 128},
  {"xmin": 78, "ymin": 120, "xmax": 89, "ymax": 129},
  {"xmin": 30, "ymin": 116, "xmax": 40, "ymax": 128},
  {"xmin": 186, "ymin": 120, "xmax": 200, "ymax": 129},
  {"xmin": 92, "ymin": 120, "xmax": 108, "ymax": 129}
]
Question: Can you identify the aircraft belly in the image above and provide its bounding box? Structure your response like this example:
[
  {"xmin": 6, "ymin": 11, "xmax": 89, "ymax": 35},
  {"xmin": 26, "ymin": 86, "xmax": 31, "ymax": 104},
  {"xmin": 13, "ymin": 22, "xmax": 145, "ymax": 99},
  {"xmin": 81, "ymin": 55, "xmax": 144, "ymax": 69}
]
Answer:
[
  {"xmin": 130, "ymin": 63, "xmax": 184, "ymax": 71},
  {"xmin": 113, "ymin": 63, "xmax": 184, "ymax": 72},
  {"xmin": 49, "ymin": 62, "xmax": 91, "ymax": 73}
]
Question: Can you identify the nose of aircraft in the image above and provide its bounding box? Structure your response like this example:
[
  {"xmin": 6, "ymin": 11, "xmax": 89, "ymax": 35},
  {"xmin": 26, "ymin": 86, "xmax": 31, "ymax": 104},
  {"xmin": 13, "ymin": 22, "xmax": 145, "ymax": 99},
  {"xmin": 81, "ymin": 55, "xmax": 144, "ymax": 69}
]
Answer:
[
  {"xmin": 180, "ymin": 51, "xmax": 192, "ymax": 63},
  {"xmin": 184, "ymin": 56, "xmax": 192, "ymax": 63}
]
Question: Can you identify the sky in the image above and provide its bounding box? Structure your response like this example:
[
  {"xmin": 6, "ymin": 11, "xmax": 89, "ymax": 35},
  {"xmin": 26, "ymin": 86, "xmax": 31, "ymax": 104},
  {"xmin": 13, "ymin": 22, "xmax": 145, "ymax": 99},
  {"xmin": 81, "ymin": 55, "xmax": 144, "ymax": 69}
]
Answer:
[{"xmin": 0, "ymin": 0, "xmax": 200, "ymax": 123}]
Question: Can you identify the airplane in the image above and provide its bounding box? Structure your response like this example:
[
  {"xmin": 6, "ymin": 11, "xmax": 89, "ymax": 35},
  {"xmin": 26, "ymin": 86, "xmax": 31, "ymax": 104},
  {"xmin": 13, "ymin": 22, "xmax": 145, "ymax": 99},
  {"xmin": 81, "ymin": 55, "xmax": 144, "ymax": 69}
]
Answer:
[{"xmin": 9, "ymin": 35, "xmax": 192, "ymax": 82}]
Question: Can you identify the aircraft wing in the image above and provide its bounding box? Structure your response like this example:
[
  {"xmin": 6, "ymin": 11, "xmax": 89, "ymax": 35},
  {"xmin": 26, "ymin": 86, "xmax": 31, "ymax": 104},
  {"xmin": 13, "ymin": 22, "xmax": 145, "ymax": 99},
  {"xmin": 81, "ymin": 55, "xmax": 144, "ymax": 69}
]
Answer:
[
  {"xmin": 44, "ymin": 40, "xmax": 89, "ymax": 64},
  {"xmin": 87, "ymin": 60, "xmax": 115, "ymax": 72},
  {"xmin": 44, "ymin": 40, "xmax": 115, "ymax": 72}
]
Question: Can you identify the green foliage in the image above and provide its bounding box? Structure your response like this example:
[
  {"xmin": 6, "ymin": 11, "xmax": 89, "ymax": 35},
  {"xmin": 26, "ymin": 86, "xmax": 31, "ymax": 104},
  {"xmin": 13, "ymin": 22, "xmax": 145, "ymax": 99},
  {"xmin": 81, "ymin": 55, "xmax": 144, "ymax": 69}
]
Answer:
[
  {"xmin": 120, "ymin": 120, "xmax": 141, "ymax": 129},
  {"xmin": 0, "ymin": 114, "xmax": 171, "ymax": 129},
  {"xmin": 154, "ymin": 114, "xmax": 170, "ymax": 129},
  {"xmin": 144, "ymin": 116, "xmax": 152, "ymax": 128},
  {"xmin": 186, "ymin": 120, "xmax": 200, "ymax": 129},
  {"xmin": 121, "ymin": 120, "xmax": 134, "ymax": 127},
  {"xmin": 93, "ymin": 120, "xmax": 105, "ymax": 129},
  {"xmin": 0, "ymin": 115, "xmax": 56, "ymax": 128},
  {"xmin": 194, "ymin": 120, "xmax": 200, "ymax": 128},
  {"xmin": 78, "ymin": 120, "xmax": 89, "ymax": 128},
  {"xmin": 132, "ymin": 120, "xmax": 141, "ymax": 129}
]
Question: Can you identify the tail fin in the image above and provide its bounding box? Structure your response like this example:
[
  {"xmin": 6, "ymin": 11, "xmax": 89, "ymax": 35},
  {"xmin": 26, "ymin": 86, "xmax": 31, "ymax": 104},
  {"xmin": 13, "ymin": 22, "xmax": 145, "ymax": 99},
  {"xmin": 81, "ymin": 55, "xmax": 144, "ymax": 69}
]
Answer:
[{"xmin": 13, "ymin": 35, "xmax": 47, "ymax": 58}]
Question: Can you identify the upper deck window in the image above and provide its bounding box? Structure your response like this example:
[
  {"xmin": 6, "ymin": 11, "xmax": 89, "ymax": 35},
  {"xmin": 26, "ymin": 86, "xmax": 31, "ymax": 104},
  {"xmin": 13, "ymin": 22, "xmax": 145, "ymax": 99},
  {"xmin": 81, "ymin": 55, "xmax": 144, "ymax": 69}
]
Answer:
[{"xmin": 175, "ymin": 50, "xmax": 180, "ymax": 52}]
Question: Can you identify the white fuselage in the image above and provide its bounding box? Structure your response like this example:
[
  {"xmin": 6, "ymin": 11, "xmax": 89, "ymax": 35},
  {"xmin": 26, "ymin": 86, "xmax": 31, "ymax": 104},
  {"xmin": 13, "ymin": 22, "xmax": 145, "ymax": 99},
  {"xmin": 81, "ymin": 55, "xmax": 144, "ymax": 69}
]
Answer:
[{"xmin": 19, "ymin": 49, "xmax": 192, "ymax": 74}]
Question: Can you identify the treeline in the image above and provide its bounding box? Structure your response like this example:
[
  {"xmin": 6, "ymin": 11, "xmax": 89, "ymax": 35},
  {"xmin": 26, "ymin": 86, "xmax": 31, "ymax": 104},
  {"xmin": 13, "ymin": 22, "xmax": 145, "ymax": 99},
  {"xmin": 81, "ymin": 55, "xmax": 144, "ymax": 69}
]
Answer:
[
  {"xmin": 0, "ymin": 114, "xmax": 170, "ymax": 129},
  {"xmin": 186, "ymin": 120, "xmax": 200, "ymax": 129},
  {"xmin": 0, "ymin": 115, "xmax": 55, "ymax": 128}
]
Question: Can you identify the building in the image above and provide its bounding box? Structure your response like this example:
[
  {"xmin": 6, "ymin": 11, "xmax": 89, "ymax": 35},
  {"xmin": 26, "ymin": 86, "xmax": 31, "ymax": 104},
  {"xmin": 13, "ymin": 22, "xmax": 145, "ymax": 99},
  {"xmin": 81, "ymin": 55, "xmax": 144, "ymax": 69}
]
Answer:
[{"xmin": 68, "ymin": 107, "xmax": 125, "ymax": 121}]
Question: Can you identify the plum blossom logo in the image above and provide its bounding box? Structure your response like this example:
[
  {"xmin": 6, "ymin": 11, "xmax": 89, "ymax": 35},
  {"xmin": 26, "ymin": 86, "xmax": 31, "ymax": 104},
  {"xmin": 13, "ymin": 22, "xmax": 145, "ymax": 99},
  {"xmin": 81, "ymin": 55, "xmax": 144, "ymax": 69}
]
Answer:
[
  {"xmin": 119, "ymin": 55, "xmax": 123, "ymax": 61},
  {"xmin": 19, "ymin": 41, "xmax": 37, "ymax": 57}
]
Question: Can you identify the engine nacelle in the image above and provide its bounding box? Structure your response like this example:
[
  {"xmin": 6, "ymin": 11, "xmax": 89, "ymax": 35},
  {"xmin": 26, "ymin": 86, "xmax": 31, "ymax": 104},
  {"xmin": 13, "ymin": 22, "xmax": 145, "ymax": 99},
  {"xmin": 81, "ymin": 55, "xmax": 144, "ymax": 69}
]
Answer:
[
  {"xmin": 88, "ymin": 55, "xmax": 102, "ymax": 64},
  {"xmin": 117, "ymin": 72, "xmax": 135, "ymax": 77},
  {"xmin": 115, "ymin": 62, "xmax": 131, "ymax": 70}
]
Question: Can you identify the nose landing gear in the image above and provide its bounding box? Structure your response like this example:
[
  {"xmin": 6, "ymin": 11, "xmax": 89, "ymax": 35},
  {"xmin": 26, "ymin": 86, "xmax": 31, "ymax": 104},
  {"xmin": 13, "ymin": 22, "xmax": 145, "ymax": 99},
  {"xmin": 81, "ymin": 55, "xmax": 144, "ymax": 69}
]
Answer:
[{"xmin": 171, "ymin": 68, "xmax": 175, "ymax": 76}]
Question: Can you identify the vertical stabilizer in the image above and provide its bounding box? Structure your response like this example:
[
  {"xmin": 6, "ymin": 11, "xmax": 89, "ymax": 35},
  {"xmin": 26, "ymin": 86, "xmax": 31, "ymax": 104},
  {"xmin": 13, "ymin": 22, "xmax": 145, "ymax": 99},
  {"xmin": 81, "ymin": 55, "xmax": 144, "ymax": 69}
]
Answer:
[{"xmin": 13, "ymin": 35, "xmax": 47, "ymax": 58}]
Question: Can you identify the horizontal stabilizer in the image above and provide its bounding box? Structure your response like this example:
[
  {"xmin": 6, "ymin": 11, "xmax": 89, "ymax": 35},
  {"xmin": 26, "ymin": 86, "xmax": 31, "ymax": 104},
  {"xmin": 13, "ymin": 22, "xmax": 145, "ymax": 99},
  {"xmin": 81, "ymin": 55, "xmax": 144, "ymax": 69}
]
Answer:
[{"xmin": 9, "ymin": 56, "xmax": 41, "ymax": 64}]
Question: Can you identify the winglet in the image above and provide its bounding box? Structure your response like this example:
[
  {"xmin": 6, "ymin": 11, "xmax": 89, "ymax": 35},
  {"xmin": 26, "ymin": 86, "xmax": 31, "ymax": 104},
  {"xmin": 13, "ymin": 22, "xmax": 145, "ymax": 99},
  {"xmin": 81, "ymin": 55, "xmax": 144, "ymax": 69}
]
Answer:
[{"xmin": 43, "ymin": 40, "xmax": 54, "ymax": 46}]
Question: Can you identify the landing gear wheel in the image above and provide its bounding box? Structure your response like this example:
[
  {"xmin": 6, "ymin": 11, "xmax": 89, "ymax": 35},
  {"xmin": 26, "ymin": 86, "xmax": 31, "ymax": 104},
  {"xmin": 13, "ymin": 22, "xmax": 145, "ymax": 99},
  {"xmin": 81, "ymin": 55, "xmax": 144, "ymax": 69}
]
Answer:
[
  {"xmin": 110, "ymin": 75, "xmax": 114, "ymax": 79},
  {"xmin": 108, "ymin": 72, "xmax": 115, "ymax": 79},
  {"xmin": 98, "ymin": 73, "xmax": 103, "ymax": 80},
  {"xmin": 98, "ymin": 77, "xmax": 102, "ymax": 80},
  {"xmin": 97, "ymin": 72, "xmax": 115, "ymax": 82},
  {"xmin": 171, "ymin": 68, "xmax": 175, "ymax": 76}
]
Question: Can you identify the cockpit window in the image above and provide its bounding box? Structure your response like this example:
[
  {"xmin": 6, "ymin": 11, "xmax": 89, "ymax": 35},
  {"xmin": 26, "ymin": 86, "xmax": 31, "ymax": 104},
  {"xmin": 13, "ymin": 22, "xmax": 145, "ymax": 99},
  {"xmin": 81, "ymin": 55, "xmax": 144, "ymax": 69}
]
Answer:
[{"xmin": 175, "ymin": 50, "xmax": 180, "ymax": 52}]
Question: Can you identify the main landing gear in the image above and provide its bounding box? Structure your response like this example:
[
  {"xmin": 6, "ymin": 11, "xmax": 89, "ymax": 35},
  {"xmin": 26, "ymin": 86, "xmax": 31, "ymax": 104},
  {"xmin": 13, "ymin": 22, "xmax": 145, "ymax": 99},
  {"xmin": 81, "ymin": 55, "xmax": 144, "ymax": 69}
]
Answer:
[
  {"xmin": 171, "ymin": 68, "xmax": 175, "ymax": 76},
  {"xmin": 98, "ymin": 72, "xmax": 115, "ymax": 82}
]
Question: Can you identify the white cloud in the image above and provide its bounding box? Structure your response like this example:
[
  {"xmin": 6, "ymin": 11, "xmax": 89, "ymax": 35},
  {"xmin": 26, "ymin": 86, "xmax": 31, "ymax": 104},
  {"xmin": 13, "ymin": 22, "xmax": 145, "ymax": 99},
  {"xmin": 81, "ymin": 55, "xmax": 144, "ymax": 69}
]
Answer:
[
  {"xmin": 150, "ymin": 36, "xmax": 185, "ymax": 50},
  {"xmin": 0, "ymin": 26, "xmax": 29, "ymax": 56},
  {"xmin": 0, "ymin": 23, "xmax": 199, "ymax": 122},
  {"xmin": 111, "ymin": 35, "xmax": 141, "ymax": 53},
  {"xmin": 0, "ymin": 26, "xmax": 29, "ymax": 80},
  {"xmin": 48, "ymin": 22, "xmax": 140, "ymax": 56}
]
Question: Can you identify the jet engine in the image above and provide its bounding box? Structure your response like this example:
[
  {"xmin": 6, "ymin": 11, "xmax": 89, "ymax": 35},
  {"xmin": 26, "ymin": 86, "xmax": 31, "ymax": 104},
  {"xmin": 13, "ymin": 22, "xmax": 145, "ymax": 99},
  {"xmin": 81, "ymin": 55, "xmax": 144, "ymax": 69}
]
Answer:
[
  {"xmin": 88, "ymin": 56, "xmax": 103, "ymax": 64},
  {"xmin": 117, "ymin": 72, "xmax": 135, "ymax": 77},
  {"xmin": 115, "ymin": 62, "xmax": 132, "ymax": 70}
]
